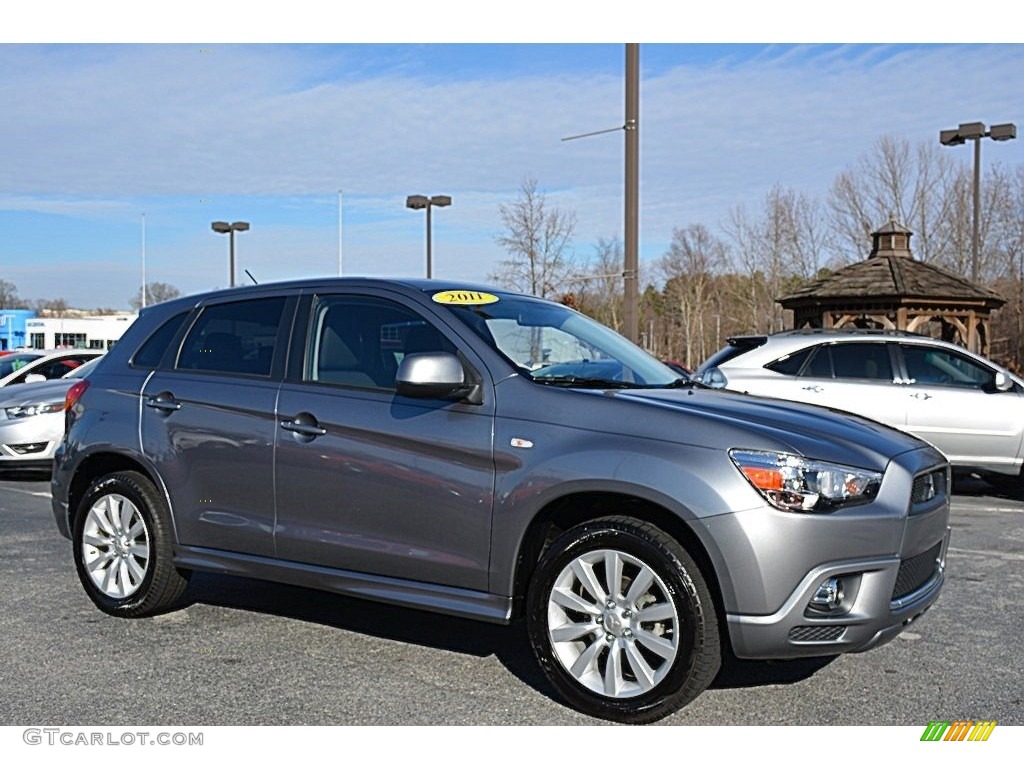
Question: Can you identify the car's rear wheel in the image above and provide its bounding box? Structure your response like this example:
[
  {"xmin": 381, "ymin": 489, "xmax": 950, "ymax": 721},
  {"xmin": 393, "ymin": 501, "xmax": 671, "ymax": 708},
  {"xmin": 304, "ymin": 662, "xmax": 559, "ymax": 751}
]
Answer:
[
  {"xmin": 526, "ymin": 516, "xmax": 721, "ymax": 723},
  {"xmin": 72, "ymin": 471, "xmax": 190, "ymax": 617}
]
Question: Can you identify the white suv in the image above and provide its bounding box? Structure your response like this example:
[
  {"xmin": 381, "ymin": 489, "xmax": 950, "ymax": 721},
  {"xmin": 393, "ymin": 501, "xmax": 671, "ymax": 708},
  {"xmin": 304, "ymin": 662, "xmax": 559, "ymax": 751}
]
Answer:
[{"xmin": 696, "ymin": 330, "xmax": 1024, "ymax": 484}]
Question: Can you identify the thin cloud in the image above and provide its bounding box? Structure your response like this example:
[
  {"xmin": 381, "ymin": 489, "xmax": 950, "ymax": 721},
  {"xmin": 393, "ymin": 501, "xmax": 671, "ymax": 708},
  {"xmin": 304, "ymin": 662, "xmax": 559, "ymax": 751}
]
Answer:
[{"xmin": 1, "ymin": 43, "xmax": 1022, "ymax": 308}]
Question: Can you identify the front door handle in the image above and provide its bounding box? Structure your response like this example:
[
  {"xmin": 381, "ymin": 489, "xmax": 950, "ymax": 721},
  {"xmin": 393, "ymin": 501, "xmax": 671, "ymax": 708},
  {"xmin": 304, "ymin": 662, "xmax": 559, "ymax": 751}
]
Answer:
[
  {"xmin": 801, "ymin": 385, "xmax": 823, "ymax": 393},
  {"xmin": 910, "ymin": 392, "xmax": 933, "ymax": 400},
  {"xmin": 281, "ymin": 418, "xmax": 327, "ymax": 438}
]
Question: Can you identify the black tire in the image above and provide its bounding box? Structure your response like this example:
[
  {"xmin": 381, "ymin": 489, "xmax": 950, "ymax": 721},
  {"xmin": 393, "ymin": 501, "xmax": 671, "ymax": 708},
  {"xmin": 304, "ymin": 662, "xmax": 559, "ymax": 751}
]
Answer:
[
  {"xmin": 983, "ymin": 471, "xmax": 1024, "ymax": 497},
  {"xmin": 72, "ymin": 471, "xmax": 190, "ymax": 617},
  {"xmin": 526, "ymin": 516, "xmax": 720, "ymax": 723}
]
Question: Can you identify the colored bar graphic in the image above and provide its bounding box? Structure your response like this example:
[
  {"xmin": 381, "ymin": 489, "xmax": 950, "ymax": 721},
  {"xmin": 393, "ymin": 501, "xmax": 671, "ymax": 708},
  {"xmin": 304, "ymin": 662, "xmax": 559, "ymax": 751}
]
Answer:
[
  {"xmin": 968, "ymin": 721, "xmax": 997, "ymax": 741},
  {"xmin": 944, "ymin": 721, "xmax": 973, "ymax": 741},
  {"xmin": 920, "ymin": 720, "xmax": 997, "ymax": 742}
]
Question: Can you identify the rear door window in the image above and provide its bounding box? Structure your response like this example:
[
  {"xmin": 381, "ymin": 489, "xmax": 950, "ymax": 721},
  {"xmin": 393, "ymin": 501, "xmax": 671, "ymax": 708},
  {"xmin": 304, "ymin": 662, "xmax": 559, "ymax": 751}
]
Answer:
[
  {"xmin": 177, "ymin": 297, "xmax": 287, "ymax": 377},
  {"xmin": 830, "ymin": 342, "xmax": 894, "ymax": 381}
]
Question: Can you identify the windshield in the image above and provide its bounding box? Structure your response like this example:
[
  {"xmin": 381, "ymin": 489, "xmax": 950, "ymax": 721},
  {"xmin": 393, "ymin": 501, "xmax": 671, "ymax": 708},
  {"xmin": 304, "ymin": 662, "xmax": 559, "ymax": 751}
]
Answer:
[
  {"xmin": 442, "ymin": 293, "xmax": 680, "ymax": 388},
  {"xmin": 64, "ymin": 357, "xmax": 102, "ymax": 378},
  {"xmin": 0, "ymin": 353, "xmax": 43, "ymax": 378}
]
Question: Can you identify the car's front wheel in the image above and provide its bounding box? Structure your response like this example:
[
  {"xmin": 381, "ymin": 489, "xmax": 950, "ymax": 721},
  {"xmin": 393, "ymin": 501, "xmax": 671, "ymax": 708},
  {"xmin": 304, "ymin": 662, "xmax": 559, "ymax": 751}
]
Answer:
[
  {"xmin": 526, "ymin": 516, "xmax": 721, "ymax": 723},
  {"xmin": 72, "ymin": 471, "xmax": 190, "ymax": 617}
]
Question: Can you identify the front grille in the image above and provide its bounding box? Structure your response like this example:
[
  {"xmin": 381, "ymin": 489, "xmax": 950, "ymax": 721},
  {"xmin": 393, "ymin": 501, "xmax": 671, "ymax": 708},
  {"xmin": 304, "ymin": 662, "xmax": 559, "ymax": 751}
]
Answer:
[
  {"xmin": 8, "ymin": 442, "xmax": 47, "ymax": 455},
  {"xmin": 789, "ymin": 626, "xmax": 846, "ymax": 642},
  {"xmin": 912, "ymin": 468, "xmax": 947, "ymax": 505},
  {"xmin": 892, "ymin": 541, "xmax": 942, "ymax": 600}
]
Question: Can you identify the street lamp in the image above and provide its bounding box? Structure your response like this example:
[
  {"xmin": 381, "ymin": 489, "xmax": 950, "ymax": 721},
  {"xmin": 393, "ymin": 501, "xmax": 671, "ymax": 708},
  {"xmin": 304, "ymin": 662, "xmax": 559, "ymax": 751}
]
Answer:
[
  {"xmin": 211, "ymin": 221, "xmax": 250, "ymax": 288},
  {"xmin": 406, "ymin": 194, "xmax": 451, "ymax": 279},
  {"xmin": 939, "ymin": 121, "xmax": 1017, "ymax": 282}
]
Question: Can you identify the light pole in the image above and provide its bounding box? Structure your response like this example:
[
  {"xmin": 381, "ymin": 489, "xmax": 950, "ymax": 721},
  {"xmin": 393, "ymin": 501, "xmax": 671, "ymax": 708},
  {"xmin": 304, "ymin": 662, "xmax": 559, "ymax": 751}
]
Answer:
[
  {"xmin": 624, "ymin": 43, "xmax": 639, "ymax": 346},
  {"xmin": 406, "ymin": 195, "xmax": 451, "ymax": 279},
  {"xmin": 141, "ymin": 213, "xmax": 147, "ymax": 309},
  {"xmin": 211, "ymin": 221, "xmax": 250, "ymax": 288},
  {"xmin": 939, "ymin": 121, "xmax": 1017, "ymax": 283}
]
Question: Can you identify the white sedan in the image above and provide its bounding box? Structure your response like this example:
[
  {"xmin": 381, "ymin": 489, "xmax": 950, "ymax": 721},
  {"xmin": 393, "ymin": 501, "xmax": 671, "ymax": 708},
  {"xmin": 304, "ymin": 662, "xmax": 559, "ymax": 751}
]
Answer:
[
  {"xmin": 0, "ymin": 356, "xmax": 102, "ymax": 468},
  {"xmin": 0, "ymin": 350, "xmax": 103, "ymax": 388}
]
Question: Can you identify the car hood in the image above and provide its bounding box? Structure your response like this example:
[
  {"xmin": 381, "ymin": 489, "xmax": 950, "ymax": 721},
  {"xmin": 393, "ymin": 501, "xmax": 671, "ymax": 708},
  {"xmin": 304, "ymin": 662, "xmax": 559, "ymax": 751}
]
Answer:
[
  {"xmin": 605, "ymin": 386, "xmax": 933, "ymax": 472},
  {"xmin": 0, "ymin": 379, "xmax": 75, "ymax": 408}
]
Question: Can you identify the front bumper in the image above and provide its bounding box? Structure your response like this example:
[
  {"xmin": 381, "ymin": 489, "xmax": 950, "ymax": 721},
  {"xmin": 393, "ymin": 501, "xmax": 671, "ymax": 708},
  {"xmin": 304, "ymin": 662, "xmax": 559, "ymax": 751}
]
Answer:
[
  {"xmin": 727, "ymin": 528, "xmax": 949, "ymax": 657},
  {"xmin": 704, "ymin": 444, "xmax": 951, "ymax": 659},
  {"xmin": 0, "ymin": 414, "xmax": 61, "ymax": 465}
]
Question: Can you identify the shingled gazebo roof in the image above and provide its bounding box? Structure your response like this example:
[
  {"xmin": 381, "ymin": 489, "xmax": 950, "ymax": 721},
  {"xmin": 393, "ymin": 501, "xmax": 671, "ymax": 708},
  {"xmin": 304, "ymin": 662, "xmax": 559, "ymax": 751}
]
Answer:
[
  {"xmin": 780, "ymin": 218, "xmax": 1003, "ymax": 310},
  {"xmin": 777, "ymin": 217, "xmax": 1004, "ymax": 355},
  {"xmin": 780, "ymin": 252, "xmax": 1004, "ymax": 307}
]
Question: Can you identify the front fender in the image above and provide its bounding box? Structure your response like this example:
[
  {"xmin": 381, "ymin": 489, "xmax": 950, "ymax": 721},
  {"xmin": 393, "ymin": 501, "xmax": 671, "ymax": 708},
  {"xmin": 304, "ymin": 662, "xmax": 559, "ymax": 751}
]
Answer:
[{"xmin": 488, "ymin": 423, "xmax": 760, "ymax": 598}]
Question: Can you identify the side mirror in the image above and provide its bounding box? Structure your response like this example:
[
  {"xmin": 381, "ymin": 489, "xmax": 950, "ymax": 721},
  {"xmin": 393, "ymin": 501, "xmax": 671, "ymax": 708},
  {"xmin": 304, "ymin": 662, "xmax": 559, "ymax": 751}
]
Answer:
[
  {"xmin": 23, "ymin": 373, "xmax": 47, "ymax": 384},
  {"xmin": 395, "ymin": 352, "xmax": 472, "ymax": 400},
  {"xmin": 994, "ymin": 371, "xmax": 1014, "ymax": 392}
]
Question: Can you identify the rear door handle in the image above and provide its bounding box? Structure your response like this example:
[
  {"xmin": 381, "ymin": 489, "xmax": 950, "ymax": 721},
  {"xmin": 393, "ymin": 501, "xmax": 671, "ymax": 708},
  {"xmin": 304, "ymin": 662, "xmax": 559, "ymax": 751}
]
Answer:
[
  {"xmin": 801, "ymin": 385, "xmax": 823, "ymax": 393},
  {"xmin": 145, "ymin": 394, "xmax": 182, "ymax": 412},
  {"xmin": 910, "ymin": 392, "xmax": 933, "ymax": 400}
]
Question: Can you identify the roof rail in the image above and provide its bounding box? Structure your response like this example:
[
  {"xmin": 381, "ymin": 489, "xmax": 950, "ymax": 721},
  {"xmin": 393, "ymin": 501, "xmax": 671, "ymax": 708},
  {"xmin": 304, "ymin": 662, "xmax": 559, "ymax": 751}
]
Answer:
[{"xmin": 771, "ymin": 328, "xmax": 929, "ymax": 338}]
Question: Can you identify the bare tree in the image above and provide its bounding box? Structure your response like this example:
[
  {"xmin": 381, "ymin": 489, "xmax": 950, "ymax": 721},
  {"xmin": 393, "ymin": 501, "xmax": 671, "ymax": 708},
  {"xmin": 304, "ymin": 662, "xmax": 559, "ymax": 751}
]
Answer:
[
  {"xmin": 0, "ymin": 279, "xmax": 26, "ymax": 308},
  {"xmin": 723, "ymin": 185, "xmax": 829, "ymax": 334},
  {"xmin": 828, "ymin": 135, "xmax": 958, "ymax": 265},
  {"xmin": 570, "ymin": 236, "xmax": 625, "ymax": 332},
  {"xmin": 131, "ymin": 282, "xmax": 182, "ymax": 311},
  {"xmin": 660, "ymin": 225, "xmax": 727, "ymax": 367},
  {"xmin": 491, "ymin": 177, "xmax": 577, "ymax": 299},
  {"xmin": 33, "ymin": 298, "xmax": 69, "ymax": 317}
]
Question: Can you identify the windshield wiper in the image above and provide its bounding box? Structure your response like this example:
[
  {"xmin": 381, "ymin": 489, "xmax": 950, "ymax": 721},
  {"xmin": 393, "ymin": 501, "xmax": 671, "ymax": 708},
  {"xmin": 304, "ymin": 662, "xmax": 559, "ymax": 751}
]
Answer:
[
  {"xmin": 531, "ymin": 375, "xmax": 645, "ymax": 389},
  {"xmin": 663, "ymin": 377, "xmax": 708, "ymax": 389}
]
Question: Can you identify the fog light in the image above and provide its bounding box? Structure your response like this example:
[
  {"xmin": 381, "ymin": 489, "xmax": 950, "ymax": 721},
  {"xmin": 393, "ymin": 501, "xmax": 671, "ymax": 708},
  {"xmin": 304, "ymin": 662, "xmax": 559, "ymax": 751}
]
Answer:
[{"xmin": 810, "ymin": 577, "xmax": 844, "ymax": 611}]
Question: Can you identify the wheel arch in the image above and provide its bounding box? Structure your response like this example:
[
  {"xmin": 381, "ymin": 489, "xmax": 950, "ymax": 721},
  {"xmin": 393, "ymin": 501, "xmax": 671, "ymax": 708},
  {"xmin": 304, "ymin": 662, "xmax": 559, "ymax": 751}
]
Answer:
[
  {"xmin": 510, "ymin": 490, "xmax": 730, "ymax": 649},
  {"xmin": 67, "ymin": 451, "xmax": 174, "ymax": 539}
]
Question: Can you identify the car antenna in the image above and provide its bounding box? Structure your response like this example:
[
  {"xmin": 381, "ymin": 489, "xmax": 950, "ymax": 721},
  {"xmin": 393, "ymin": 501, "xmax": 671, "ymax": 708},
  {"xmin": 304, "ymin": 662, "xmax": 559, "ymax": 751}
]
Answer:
[{"xmin": 245, "ymin": 270, "xmax": 258, "ymax": 285}]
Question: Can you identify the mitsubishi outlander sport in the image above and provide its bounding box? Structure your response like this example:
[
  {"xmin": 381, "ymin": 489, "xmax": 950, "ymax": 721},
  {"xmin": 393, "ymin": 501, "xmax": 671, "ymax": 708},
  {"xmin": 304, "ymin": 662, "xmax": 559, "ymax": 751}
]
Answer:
[{"xmin": 52, "ymin": 279, "xmax": 950, "ymax": 722}]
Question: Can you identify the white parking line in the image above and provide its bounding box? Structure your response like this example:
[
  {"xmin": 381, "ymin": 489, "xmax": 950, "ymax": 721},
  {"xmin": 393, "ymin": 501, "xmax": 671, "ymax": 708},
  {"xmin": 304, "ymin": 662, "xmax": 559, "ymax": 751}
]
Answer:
[
  {"xmin": 954, "ymin": 503, "xmax": 1024, "ymax": 514},
  {"xmin": 0, "ymin": 487, "xmax": 52, "ymax": 499},
  {"xmin": 948, "ymin": 546, "xmax": 1024, "ymax": 562}
]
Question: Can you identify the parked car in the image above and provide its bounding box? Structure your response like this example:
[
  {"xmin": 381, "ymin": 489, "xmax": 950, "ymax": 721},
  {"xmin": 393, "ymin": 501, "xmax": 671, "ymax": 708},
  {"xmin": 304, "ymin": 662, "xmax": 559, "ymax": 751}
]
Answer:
[
  {"xmin": 661, "ymin": 360, "xmax": 691, "ymax": 377},
  {"xmin": 695, "ymin": 329, "xmax": 1024, "ymax": 485},
  {"xmin": 0, "ymin": 350, "xmax": 102, "ymax": 388},
  {"xmin": 0, "ymin": 357, "xmax": 101, "ymax": 469},
  {"xmin": 52, "ymin": 280, "xmax": 949, "ymax": 722}
]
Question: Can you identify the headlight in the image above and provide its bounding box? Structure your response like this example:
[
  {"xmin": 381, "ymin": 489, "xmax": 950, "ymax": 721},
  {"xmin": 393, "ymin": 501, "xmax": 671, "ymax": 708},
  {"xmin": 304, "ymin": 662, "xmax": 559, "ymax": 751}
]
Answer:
[
  {"xmin": 730, "ymin": 449, "xmax": 882, "ymax": 512},
  {"xmin": 5, "ymin": 402, "xmax": 65, "ymax": 419}
]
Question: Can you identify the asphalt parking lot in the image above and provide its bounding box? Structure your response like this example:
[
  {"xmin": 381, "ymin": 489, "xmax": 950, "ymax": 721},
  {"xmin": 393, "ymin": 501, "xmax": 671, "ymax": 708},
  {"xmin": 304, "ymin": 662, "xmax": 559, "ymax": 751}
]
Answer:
[{"xmin": 1, "ymin": 470, "xmax": 1021, "ymax": 726}]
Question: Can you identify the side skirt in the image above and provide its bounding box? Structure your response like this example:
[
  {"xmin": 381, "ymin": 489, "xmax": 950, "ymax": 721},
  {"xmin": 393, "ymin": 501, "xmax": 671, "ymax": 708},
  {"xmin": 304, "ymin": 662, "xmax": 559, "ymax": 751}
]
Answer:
[{"xmin": 174, "ymin": 545, "xmax": 513, "ymax": 624}]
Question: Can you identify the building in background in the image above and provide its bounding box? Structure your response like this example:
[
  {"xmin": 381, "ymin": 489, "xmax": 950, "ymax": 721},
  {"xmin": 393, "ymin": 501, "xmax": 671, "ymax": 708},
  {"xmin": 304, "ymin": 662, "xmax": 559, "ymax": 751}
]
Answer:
[
  {"xmin": 0, "ymin": 309, "xmax": 37, "ymax": 351},
  {"xmin": 24, "ymin": 314, "xmax": 137, "ymax": 350}
]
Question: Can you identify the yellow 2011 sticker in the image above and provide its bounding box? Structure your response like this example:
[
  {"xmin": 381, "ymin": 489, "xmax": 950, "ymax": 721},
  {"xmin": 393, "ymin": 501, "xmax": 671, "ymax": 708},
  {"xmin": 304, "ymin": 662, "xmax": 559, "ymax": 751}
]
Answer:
[{"xmin": 432, "ymin": 290, "xmax": 500, "ymax": 306}]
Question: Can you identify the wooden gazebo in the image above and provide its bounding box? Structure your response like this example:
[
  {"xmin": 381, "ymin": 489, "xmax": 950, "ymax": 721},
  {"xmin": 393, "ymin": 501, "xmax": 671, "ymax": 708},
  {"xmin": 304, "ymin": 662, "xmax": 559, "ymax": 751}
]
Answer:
[{"xmin": 778, "ymin": 218, "xmax": 1005, "ymax": 355}]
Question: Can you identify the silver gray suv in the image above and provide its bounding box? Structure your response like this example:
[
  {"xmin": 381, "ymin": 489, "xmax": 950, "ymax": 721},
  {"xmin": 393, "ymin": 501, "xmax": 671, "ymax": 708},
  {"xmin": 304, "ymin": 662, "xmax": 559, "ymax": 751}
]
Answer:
[{"xmin": 52, "ymin": 280, "xmax": 950, "ymax": 722}]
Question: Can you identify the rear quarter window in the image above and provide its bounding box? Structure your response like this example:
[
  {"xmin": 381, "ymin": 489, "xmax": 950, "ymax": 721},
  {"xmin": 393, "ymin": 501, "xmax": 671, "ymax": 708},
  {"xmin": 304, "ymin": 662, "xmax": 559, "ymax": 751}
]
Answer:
[
  {"xmin": 131, "ymin": 311, "xmax": 191, "ymax": 369},
  {"xmin": 764, "ymin": 346, "xmax": 814, "ymax": 376}
]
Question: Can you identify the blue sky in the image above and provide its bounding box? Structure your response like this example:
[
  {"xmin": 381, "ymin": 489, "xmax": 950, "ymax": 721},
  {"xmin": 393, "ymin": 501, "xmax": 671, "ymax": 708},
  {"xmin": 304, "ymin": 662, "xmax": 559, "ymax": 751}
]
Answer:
[{"xmin": 2, "ymin": 7, "xmax": 1022, "ymax": 309}]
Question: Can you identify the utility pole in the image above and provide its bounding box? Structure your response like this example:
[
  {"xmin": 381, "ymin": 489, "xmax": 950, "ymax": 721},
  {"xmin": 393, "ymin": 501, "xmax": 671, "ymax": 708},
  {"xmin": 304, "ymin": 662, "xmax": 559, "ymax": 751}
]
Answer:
[{"xmin": 624, "ymin": 44, "xmax": 640, "ymax": 345}]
